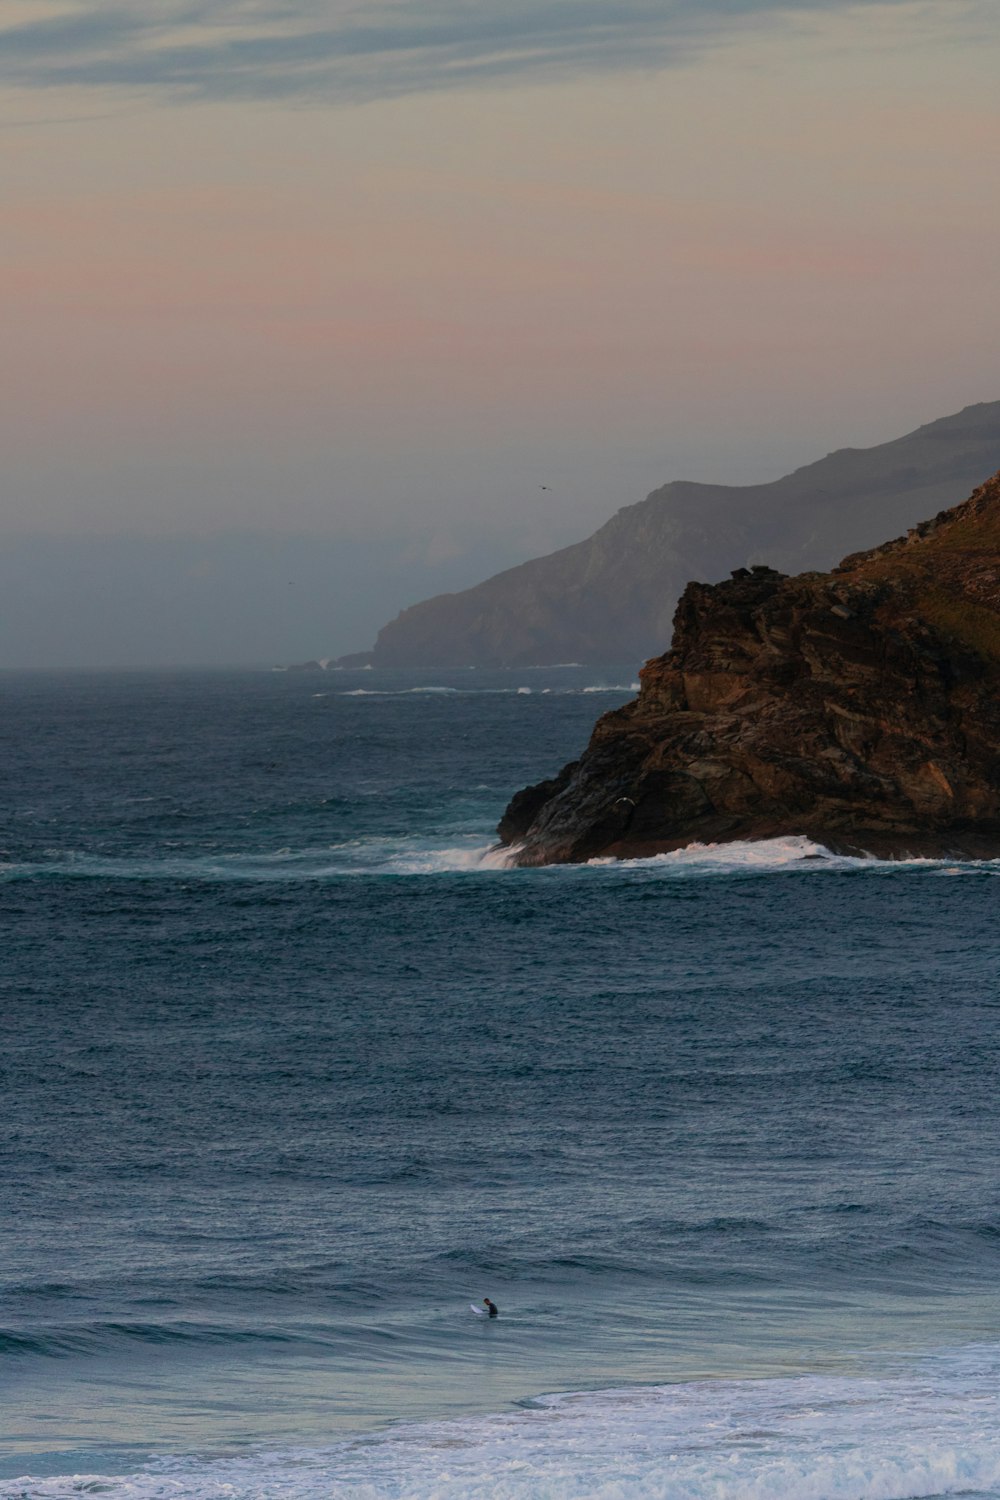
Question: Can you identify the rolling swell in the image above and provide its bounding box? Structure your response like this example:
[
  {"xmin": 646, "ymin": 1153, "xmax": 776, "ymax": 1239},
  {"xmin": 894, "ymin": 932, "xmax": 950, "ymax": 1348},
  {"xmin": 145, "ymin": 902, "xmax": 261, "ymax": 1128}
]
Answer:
[
  {"xmin": 0, "ymin": 1321, "xmax": 320, "ymax": 1360},
  {"xmin": 7, "ymin": 668, "xmax": 1000, "ymax": 1487}
]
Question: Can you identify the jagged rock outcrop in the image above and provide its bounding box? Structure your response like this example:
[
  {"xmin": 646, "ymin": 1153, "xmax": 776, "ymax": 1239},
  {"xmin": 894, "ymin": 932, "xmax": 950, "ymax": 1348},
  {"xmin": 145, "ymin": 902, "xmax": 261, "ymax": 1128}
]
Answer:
[
  {"xmin": 499, "ymin": 471, "xmax": 1000, "ymax": 863},
  {"xmin": 371, "ymin": 402, "xmax": 1000, "ymax": 668}
]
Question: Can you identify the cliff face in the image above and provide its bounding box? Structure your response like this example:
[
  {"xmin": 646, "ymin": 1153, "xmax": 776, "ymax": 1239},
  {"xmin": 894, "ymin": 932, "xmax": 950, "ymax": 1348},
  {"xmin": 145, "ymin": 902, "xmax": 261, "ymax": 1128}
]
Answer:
[
  {"xmin": 499, "ymin": 471, "xmax": 1000, "ymax": 864},
  {"xmin": 372, "ymin": 402, "xmax": 1000, "ymax": 668}
]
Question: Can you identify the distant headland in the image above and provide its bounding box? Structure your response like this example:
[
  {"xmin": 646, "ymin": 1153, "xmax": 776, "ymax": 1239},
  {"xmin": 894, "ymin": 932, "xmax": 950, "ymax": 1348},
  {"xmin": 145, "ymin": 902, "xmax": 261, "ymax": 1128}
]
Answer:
[
  {"xmin": 301, "ymin": 401, "xmax": 1000, "ymax": 672},
  {"xmin": 499, "ymin": 469, "xmax": 1000, "ymax": 864}
]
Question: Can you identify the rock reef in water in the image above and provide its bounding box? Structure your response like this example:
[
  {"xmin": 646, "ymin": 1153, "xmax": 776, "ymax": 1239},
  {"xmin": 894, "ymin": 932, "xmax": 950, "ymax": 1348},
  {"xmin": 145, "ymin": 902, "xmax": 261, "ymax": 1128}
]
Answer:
[{"xmin": 499, "ymin": 471, "xmax": 1000, "ymax": 864}]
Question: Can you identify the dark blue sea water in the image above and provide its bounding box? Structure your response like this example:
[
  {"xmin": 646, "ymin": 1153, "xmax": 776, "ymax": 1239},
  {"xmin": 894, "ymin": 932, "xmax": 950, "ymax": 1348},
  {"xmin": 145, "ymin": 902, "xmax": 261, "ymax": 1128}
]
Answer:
[{"xmin": 4, "ymin": 667, "xmax": 1000, "ymax": 1499}]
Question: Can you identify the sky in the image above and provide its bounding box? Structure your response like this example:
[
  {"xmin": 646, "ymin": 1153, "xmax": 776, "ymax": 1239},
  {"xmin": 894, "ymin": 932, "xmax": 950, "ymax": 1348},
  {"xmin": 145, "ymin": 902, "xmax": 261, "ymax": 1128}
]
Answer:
[{"xmin": 2, "ymin": 0, "xmax": 999, "ymax": 666}]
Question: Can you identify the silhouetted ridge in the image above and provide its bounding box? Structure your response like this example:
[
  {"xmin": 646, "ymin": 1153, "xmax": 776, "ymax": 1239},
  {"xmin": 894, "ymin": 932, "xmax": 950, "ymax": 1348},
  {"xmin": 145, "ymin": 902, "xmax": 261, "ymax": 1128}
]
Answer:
[{"xmin": 365, "ymin": 402, "xmax": 1000, "ymax": 668}]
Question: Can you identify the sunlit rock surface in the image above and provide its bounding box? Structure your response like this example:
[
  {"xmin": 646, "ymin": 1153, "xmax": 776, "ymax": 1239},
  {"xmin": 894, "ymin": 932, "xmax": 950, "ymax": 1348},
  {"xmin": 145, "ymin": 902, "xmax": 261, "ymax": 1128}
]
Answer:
[{"xmin": 500, "ymin": 471, "xmax": 1000, "ymax": 863}]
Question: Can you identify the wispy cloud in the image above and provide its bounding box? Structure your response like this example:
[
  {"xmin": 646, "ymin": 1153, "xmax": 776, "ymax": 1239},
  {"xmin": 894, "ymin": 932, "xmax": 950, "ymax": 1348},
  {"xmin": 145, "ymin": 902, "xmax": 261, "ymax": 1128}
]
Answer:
[{"xmin": 0, "ymin": 0, "xmax": 940, "ymax": 102}]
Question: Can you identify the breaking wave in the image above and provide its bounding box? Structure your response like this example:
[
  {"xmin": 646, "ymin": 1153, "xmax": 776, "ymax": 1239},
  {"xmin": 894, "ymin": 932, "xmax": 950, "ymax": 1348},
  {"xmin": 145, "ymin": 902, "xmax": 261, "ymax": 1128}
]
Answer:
[
  {"xmin": 587, "ymin": 834, "xmax": 1000, "ymax": 876},
  {"xmin": 0, "ymin": 839, "xmax": 519, "ymax": 883},
  {"xmin": 13, "ymin": 1346, "xmax": 1000, "ymax": 1499},
  {"xmin": 3, "ymin": 835, "xmax": 997, "ymax": 884}
]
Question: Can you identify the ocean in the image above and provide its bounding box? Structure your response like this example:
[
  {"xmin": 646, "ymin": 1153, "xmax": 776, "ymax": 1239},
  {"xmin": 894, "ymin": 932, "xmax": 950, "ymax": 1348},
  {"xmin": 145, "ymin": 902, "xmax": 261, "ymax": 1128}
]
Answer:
[{"xmin": 4, "ymin": 665, "xmax": 1000, "ymax": 1500}]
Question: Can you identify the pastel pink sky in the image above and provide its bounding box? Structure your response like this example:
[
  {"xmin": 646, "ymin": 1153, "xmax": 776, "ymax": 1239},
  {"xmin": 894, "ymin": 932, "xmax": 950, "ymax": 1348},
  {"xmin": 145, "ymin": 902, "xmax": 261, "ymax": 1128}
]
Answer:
[{"xmin": 2, "ymin": 0, "xmax": 999, "ymax": 662}]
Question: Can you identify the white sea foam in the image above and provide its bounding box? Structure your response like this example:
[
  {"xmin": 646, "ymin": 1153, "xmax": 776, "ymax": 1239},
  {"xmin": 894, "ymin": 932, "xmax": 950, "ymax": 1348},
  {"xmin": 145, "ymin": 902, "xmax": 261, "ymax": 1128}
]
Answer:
[
  {"xmin": 15, "ymin": 1347, "xmax": 1000, "ymax": 1499},
  {"xmin": 3, "ymin": 836, "xmax": 998, "ymax": 884},
  {"xmin": 0, "ymin": 842, "xmax": 513, "ymax": 883},
  {"xmin": 589, "ymin": 834, "xmax": 837, "ymax": 871},
  {"xmin": 335, "ymin": 686, "xmax": 462, "ymax": 696},
  {"xmin": 587, "ymin": 835, "xmax": 981, "ymax": 876},
  {"xmin": 381, "ymin": 841, "xmax": 518, "ymax": 874}
]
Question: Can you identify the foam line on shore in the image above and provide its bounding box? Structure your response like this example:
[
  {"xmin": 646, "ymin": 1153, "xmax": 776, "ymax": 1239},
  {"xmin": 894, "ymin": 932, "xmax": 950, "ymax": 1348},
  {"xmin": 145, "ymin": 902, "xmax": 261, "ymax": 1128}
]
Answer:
[{"xmin": 15, "ymin": 1346, "xmax": 1000, "ymax": 1499}]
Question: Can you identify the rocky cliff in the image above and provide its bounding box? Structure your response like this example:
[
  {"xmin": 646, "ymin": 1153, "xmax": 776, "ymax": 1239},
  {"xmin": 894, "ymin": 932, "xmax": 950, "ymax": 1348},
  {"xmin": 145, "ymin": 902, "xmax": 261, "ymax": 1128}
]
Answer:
[
  {"xmin": 498, "ymin": 470, "xmax": 1000, "ymax": 863},
  {"xmin": 371, "ymin": 402, "xmax": 1000, "ymax": 668}
]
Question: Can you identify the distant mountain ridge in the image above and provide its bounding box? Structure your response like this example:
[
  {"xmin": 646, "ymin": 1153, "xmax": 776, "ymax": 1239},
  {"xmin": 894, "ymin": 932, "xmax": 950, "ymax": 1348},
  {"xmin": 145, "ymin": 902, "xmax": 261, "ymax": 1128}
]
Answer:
[{"xmin": 356, "ymin": 402, "xmax": 1000, "ymax": 669}]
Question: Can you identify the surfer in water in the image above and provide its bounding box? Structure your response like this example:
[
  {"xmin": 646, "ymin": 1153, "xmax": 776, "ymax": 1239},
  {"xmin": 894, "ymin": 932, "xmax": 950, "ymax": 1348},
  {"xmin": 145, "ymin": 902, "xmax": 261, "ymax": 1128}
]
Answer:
[{"xmin": 483, "ymin": 1298, "xmax": 498, "ymax": 1318}]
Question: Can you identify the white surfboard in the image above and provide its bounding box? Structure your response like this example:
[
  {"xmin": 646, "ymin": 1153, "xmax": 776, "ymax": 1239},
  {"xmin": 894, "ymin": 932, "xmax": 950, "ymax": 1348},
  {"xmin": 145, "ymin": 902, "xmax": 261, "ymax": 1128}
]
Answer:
[{"xmin": 469, "ymin": 1302, "xmax": 487, "ymax": 1316}]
